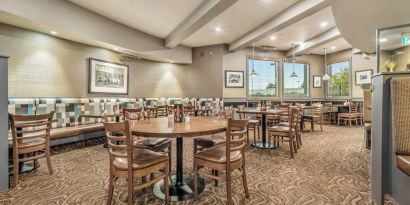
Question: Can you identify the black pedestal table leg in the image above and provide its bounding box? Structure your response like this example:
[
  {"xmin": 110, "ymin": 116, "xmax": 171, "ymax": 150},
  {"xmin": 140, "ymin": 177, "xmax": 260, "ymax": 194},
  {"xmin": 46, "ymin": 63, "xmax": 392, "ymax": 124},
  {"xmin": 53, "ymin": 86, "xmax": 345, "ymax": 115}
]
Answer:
[
  {"xmin": 261, "ymin": 114, "xmax": 267, "ymax": 146},
  {"xmin": 176, "ymin": 137, "xmax": 184, "ymax": 186}
]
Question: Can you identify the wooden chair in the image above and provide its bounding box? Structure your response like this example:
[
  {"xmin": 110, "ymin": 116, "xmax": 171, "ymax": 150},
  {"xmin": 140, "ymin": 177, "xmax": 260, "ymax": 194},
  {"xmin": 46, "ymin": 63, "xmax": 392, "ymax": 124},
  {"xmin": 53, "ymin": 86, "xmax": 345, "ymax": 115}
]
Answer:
[
  {"xmin": 104, "ymin": 121, "xmax": 170, "ymax": 205},
  {"xmin": 145, "ymin": 107, "xmax": 159, "ymax": 118},
  {"xmin": 123, "ymin": 110, "xmax": 172, "ymax": 175},
  {"xmin": 277, "ymin": 107, "xmax": 303, "ymax": 149},
  {"xmin": 238, "ymin": 105, "xmax": 260, "ymax": 144},
  {"xmin": 9, "ymin": 112, "xmax": 54, "ymax": 187},
  {"xmin": 357, "ymin": 103, "xmax": 364, "ymax": 126},
  {"xmin": 267, "ymin": 107, "xmax": 299, "ymax": 159},
  {"xmin": 184, "ymin": 105, "xmax": 195, "ymax": 116},
  {"xmin": 303, "ymin": 106, "xmax": 324, "ymax": 131},
  {"xmin": 338, "ymin": 104, "xmax": 358, "ymax": 126},
  {"xmin": 194, "ymin": 118, "xmax": 249, "ymax": 205},
  {"xmin": 155, "ymin": 105, "xmax": 168, "ymax": 117},
  {"xmin": 122, "ymin": 108, "xmax": 142, "ymax": 121}
]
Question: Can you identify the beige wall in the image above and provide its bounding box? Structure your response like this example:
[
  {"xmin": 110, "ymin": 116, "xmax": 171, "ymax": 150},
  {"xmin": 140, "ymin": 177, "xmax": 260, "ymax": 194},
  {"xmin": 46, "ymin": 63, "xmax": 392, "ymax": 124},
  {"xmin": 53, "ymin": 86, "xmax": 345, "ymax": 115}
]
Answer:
[
  {"xmin": 391, "ymin": 46, "xmax": 410, "ymax": 72},
  {"xmin": 1, "ymin": 23, "xmax": 223, "ymax": 98},
  {"xmin": 222, "ymin": 47, "xmax": 325, "ymax": 99}
]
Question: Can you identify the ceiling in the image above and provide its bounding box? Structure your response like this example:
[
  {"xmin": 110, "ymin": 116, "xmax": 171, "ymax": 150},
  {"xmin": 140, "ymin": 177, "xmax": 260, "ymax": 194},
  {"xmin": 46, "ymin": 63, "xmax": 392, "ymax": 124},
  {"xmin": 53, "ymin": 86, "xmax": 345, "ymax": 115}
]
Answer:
[
  {"xmin": 308, "ymin": 38, "xmax": 352, "ymax": 54},
  {"xmin": 69, "ymin": 0, "xmax": 204, "ymax": 38},
  {"xmin": 379, "ymin": 26, "xmax": 410, "ymax": 51}
]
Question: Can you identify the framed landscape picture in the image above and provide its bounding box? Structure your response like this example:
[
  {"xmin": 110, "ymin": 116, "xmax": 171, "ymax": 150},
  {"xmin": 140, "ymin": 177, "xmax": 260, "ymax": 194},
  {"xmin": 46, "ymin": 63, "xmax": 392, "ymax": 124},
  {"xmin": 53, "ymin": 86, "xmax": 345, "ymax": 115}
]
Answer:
[
  {"xmin": 225, "ymin": 70, "xmax": 244, "ymax": 88},
  {"xmin": 355, "ymin": 69, "xmax": 373, "ymax": 85},
  {"xmin": 313, "ymin": 75, "xmax": 322, "ymax": 88},
  {"xmin": 88, "ymin": 58, "xmax": 129, "ymax": 94}
]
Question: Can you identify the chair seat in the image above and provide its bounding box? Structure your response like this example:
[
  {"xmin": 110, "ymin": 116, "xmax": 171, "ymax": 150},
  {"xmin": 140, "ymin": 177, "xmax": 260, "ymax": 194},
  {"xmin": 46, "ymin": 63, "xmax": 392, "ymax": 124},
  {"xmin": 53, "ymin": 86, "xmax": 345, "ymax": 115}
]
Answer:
[
  {"xmin": 134, "ymin": 137, "xmax": 171, "ymax": 148},
  {"xmin": 195, "ymin": 144, "xmax": 242, "ymax": 164},
  {"xmin": 277, "ymin": 122, "xmax": 289, "ymax": 127},
  {"xmin": 194, "ymin": 134, "xmax": 225, "ymax": 148},
  {"xmin": 248, "ymin": 119, "xmax": 259, "ymax": 124},
  {"xmin": 17, "ymin": 137, "xmax": 45, "ymax": 149},
  {"xmin": 338, "ymin": 113, "xmax": 358, "ymax": 117},
  {"xmin": 397, "ymin": 155, "xmax": 410, "ymax": 176},
  {"xmin": 267, "ymin": 126, "xmax": 291, "ymax": 132},
  {"xmin": 113, "ymin": 149, "xmax": 168, "ymax": 170}
]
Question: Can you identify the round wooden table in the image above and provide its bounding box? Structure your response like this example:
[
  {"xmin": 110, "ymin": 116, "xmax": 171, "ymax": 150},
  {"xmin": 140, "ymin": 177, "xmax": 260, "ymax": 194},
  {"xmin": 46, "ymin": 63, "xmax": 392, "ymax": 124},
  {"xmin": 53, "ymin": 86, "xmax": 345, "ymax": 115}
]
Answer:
[{"xmin": 130, "ymin": 117, "xmax": 227, "ymax": 201}]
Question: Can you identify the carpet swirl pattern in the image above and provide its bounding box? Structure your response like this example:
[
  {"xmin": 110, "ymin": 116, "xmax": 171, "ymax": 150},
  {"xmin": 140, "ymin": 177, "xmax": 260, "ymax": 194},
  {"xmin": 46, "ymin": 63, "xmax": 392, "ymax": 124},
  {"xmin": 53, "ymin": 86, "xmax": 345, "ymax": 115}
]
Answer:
[{"xmin": 0, "ymin": 125, "xmax": 372, "ymax": 205}]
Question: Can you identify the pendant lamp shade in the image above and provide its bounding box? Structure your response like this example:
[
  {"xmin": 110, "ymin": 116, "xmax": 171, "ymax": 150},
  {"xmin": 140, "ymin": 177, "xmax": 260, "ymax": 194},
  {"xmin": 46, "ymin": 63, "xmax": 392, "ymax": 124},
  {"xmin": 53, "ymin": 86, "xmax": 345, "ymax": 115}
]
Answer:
[
  {"xmin": 290, "ymin": 43, "xmax": 299, "ymax": 79},
  {"xmin": 322, "ymin": 48, "xmax": 330, "ymax": 81}
]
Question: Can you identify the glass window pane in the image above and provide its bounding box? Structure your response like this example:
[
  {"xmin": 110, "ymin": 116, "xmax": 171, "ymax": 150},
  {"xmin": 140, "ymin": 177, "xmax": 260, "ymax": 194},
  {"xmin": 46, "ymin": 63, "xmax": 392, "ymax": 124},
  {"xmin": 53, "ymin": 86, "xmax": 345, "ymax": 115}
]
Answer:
[
  {"xmin": 283, "ymin": 63, "xmax": 309, "ymax": 97},
  {"xmin": 248, "ymin": 59, "xmax": 277, "ymax": 98},
  {"xmin": 327, "ymin": 61, "xmax": 350, "ymax": 97}
]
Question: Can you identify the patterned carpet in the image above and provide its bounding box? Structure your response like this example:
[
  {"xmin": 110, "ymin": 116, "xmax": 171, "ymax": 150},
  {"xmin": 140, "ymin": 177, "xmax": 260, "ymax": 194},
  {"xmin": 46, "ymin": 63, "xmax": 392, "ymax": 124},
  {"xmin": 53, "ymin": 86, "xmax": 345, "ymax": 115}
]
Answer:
[{"xmin": 0, "ymin": 124, "xmax": 372, "ymax": 205}]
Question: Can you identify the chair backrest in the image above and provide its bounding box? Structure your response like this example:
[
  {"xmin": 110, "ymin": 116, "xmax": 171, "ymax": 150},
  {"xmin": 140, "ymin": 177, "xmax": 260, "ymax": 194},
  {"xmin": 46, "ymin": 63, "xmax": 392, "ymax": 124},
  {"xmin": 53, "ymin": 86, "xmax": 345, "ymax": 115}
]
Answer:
[
  {"xmin": 348, "ymin": 104, "xmax": 358, "ymax": 113},
  {"xmin": 145, "ymin": 107, "xmax": 158, "ymax": 118},
  {"xmin": 155, "ymin": 105, "xmax": 168, "ymax": 116},
  {"xmin": 288, "ymin": 108, "xmax": 299, "ymax": 134},
  {"xmin": 123, "ymin": 108, "xmax": 142, "ymax": 120},
  {"xmin": 9, "ymin": 112, "xmax": 54, "ymax": 149},
  {"xmin": 225, "ymin": 118, "xmax": 248, "ymax": 163},
  {"xmin": 391, "ymin": 77, "xmax": 410, "ymax": 156},
  {"xmin": 313, "ymin": 105, "xmax": 323, "ymax": 116}
]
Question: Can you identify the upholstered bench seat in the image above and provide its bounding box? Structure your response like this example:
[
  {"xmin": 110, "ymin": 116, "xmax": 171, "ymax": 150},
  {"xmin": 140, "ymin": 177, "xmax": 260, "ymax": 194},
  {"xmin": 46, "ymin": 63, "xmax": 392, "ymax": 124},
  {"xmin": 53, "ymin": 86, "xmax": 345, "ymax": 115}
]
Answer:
[{"xmin": 397, "ymin": 155, "xmax": 410, "ymax": 176}]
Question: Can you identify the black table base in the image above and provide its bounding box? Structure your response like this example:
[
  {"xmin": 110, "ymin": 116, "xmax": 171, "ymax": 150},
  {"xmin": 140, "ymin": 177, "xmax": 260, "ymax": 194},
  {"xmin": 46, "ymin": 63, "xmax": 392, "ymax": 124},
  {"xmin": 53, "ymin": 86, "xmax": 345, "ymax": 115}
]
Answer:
[
  {"xmin": 153, "ymin": 174, "xmax": 205, "ymax": 201},
  {"xmin": 252, "ymin": 141, "xmax": 278, "ymax": 149}
]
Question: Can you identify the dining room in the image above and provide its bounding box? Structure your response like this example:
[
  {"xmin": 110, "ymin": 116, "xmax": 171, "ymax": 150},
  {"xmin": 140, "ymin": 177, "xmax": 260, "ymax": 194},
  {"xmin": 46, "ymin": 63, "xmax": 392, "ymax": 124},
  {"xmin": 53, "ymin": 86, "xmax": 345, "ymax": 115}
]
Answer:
[{"xmin": 1, "ymin": 0, "xmax": 410, "ymax": 205}]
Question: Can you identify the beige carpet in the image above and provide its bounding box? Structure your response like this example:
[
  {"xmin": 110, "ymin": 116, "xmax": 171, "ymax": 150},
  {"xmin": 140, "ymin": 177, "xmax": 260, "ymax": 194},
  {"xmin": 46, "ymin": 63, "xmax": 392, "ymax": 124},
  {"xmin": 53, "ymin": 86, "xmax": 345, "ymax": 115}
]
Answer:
[{"xmin": 0, "ymin": 125, "xmax": 372, "ymax": 205}]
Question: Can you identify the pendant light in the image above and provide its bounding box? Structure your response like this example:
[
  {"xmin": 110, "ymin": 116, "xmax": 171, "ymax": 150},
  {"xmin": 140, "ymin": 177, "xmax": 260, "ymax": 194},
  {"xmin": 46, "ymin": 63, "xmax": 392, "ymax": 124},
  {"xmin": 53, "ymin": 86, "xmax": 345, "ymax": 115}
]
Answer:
[
  {"xmin": 290, "ymin": 43, "xmax": 299, "ymax": 79},
  {"xmin": 322, "ymin": 48, "xmax": 331, "ymax": 80},
  {"xmin": 250, "ymin": 43, "xmax": 258, "ymax": 76}
]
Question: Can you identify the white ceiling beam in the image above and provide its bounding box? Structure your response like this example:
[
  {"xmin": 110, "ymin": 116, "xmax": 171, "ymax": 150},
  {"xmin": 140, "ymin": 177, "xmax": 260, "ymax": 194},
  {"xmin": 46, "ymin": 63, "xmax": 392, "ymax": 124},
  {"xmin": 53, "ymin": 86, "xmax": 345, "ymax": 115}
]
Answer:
[
  {"xmin": 165, "ymin": 0, "xmax": 238, "ymax": 48},
  {"xmin": 286, "ymin": 27, "xmax": 342, "ymax": 56},
  {"xmin": 228, "ymin": 0, "xmax": 331, "ymax": 51}
]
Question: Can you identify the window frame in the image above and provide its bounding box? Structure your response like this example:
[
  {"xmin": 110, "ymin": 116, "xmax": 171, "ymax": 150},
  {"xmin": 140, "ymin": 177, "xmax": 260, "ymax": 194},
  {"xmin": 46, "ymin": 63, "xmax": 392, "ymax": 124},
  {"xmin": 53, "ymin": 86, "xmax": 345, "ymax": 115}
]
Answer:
[
  {"xmin": 325, "ymin": 60, "xmax": 352, "ymax": 99},
  {"xmin": 246, "ymin": 56, "xmax": 280, "ymax": 100},
  {"xmin": 282, "ymin": 61, "xmax": 310, "ymax": 98}
]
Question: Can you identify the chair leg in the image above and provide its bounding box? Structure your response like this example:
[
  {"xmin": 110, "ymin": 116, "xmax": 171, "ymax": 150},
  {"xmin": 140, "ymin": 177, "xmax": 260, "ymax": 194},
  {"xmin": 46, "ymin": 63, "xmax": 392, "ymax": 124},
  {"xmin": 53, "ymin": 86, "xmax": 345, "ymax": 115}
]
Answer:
[
  {"xmin": 127, "ymin": 174, "xmax": 133, "ymax": 205},
  {"xmin": 293, "ymin": 140, "xmax": 297, "ymax": 153},
  {"xmin": 242, "ymin": 159, "xmax": 249, "ymax": 198},
  {"xmin": 320, "ymin": 121, "xmax": 323, "ymax": 131},
  {"xmin": 13, "ymin": 153, "xmax": 19, "ymax": 187},
  {"xmin": 268, "ymin": 135, "xmax": 272, "ymax": 154},
  {"xmin": 168, "ymin": 143, "xmax": 172, "ymax": 175},
  {"xmin": 45, "ymin": 146, "xmax": 53, "ymax": 174},
  {"xmin": 194, "ymin": 158, "xmax": 199, "ymax": 199},
  {"xmin": 246, "ymin": 128, "xmax": 250, "ymax": 145},
  {"xmin": 107, "ymin": 174, "xmax": 114, "ymax": 205},
  {"xmin": 253, "ymin": 127, "xmax": 256, "ymax": 144},
  {"xmin": 289, "ymin": 140, "xmax": 294, "ymax": 159},
  {"xmin": 226, "ymin": 169, "xmax": 232, "ymax": 205},
  {"xmin": 164, "ymin": 163, "xmax": 170, "ymax": 205}
]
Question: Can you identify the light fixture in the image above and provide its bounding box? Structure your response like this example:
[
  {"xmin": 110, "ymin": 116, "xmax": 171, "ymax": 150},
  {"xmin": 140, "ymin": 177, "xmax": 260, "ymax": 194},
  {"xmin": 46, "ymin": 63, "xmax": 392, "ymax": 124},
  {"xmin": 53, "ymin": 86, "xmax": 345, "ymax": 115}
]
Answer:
[
  {"xmin": 331, "ymin": 46, "xmax": 336, "ymax": 50},
  {"xmin": 322, "ymin": 48, "xmax": 331, "ymax": 81},
  {"xmin": 250, "ymin": 43, "xmax": 258, "ymax": 76},
  {"xmin": 320, "ymin": 22, "xmax": 328, "ymax": 27},
  {"xmin": 379, "ymin": 38, "xmax": 387, "ymax": 42},
  {"xmin": 170, "ymin": 60, "xmax": 174, "ymax": 63},
  {"xmin": 50, "ymin": 31, "xmax": 58, "ymax": 35},
  {"xmin": 270, "ymin": 36, "xmax": 276, "ymax": 40},
  {"xmin": 290, "ymin": 43, "xmax": 299, "ymax": 79},
  {"xmin": 215, "ymin": 27, "xmax": 221, "ymax": 32},
  {"xmin": 114, "ymin": 48, "xmax": 119, "ymax": 51}
]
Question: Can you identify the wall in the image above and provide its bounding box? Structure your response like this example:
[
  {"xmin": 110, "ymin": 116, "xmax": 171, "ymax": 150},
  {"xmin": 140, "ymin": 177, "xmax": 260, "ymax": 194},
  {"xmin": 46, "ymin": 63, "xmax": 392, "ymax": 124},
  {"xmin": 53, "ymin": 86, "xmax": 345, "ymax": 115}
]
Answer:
[
  {"xmin": 0, "ymin": 23, "xmax": 223, "ymax": 98},
  {"xmin": 0, "ymin": 56, "xmax": 8, "ymax": 191},
  {"xmin": 391, "ymin": 46, "xmax": 410, "ymax": 72},
  {"xmin": 222, "ymin": 47, "xmax": 325, "ymax": 100}
]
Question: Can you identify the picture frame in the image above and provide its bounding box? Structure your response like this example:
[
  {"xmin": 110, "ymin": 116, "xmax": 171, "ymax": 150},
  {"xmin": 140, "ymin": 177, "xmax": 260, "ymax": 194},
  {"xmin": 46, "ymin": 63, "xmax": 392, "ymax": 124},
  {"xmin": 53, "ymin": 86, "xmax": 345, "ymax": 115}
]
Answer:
[
  {"xmin": 313, "ymin": 75, "xmax": 322, "ymax": 88},
  {"xmin": 355, "ymin": 69, "xmax": 373, "ymax": 85},
  {"xmin": 225, "ymin": 70, "xmax": 244, "ymax": 88},
  {"xmin": 88, "ymin": 58, "xmax": 129, "ymax": 94}
]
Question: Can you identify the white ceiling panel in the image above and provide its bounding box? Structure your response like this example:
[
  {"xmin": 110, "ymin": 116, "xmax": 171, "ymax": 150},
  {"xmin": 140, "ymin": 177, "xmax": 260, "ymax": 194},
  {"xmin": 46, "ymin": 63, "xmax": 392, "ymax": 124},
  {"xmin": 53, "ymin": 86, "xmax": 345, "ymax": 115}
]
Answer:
[
  {"xmin": 182, "ymin": 0, "xmax": 298, "ymax": 47},
  {"xmin": 307, "ymin": 38, "xmax": 352, "ymax": 54},
  {"xmin": 69, "ymin": 0, "xmax": 203, "ymax": 38},
  {"xmin": 255, "ymin": 7, "xmax": 335, "ymax": 51}
]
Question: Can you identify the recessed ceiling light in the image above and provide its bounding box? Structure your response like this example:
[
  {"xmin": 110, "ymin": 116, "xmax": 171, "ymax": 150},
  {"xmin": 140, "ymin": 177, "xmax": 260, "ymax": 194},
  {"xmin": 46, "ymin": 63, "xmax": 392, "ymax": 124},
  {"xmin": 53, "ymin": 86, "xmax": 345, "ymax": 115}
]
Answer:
[
  {"xmin": 114, "ymin": 48, "xmax": 119, "ymax": 51},
  {"xmin": 320, "ymin": 22, "xmax": 328, "ymax": 27},
  {"xmin": 50, "ymin": 31, "xmax": 58, "ymax": 35},
  {"xmin": 170, "ymin": 60, "xmax": 174, "ymax": 63},
  {"xmin": 270, "ymin": 36, "xmax": 276, "ymax": 40},
  {"xmin": 215, "ymin": 27, "xmax": 222, "ymax": 32},
  {"xmin": 380, "ymin": 38, "xmax": 387, "ymax": 42},
  {"xmin": 331, "ymin": 46, "xmax": 336, "ymax": 50}
]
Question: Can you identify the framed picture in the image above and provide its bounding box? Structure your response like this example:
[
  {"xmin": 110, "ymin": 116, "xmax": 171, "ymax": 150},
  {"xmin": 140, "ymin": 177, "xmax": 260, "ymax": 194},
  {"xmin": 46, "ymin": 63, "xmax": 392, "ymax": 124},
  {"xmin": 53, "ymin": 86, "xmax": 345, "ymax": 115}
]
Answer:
[
  {"xmin": 355, "ymin": 69, "xmax": 373, "ymax": 85},
  {"xmin": 225, "ymin": 70, "xmax": 244, "ymax": 88},
  {"xmin": 313, "ymin": 75, "xmax": 322, "ymax": 88},
  {"xmin": 88, "ymin": 58, "xmax": 129, "ymax": 94}
]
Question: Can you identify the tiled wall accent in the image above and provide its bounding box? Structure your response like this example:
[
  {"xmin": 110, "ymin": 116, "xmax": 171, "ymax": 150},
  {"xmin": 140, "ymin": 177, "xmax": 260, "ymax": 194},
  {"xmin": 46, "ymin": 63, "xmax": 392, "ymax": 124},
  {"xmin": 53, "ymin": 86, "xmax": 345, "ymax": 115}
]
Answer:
[{"xmin": 8, "ymin": 97, "xmax": 224, "ymax": 128}]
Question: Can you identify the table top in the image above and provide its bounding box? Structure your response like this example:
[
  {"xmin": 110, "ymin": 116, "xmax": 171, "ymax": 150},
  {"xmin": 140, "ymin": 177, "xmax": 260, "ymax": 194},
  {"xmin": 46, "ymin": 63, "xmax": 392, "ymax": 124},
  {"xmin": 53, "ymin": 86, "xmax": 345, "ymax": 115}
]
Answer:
[
  {"xmin": 130, "ymin": 117, "xmax": 227, "ymax": 138},
  {"xmin": 236, "ymin": 109, "xmax": 286, "ymax": 115},
  {"xmin": 79, "ymin": 113, "xmax": 122, "ymax": 118}
]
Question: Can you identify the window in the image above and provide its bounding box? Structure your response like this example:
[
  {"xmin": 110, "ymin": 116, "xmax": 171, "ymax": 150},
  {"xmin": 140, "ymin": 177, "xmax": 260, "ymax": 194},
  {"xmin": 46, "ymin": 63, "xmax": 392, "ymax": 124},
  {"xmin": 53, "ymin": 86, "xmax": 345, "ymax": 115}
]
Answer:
[
  {"xmin": 283, "ymin": 62, "xmax": 309, "ymax": 97},
  {"xmin": 327, "ymin": 61, "xmax": 350, "ymax": 97},
  {"xmin": 247, "ymin": 59, "xmax": 278, "ymax": 98}
]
